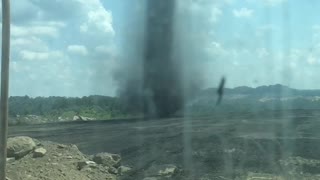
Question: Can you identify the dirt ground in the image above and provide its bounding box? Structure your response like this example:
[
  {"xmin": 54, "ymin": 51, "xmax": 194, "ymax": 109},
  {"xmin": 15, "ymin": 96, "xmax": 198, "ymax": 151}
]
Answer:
[
  {"xmin": 8, "ymin": 110, "xmax": 320, "ymax": 179},
  {"xmin": 6, "ymin": 140, "xmax": 118, "ymax": 180}
]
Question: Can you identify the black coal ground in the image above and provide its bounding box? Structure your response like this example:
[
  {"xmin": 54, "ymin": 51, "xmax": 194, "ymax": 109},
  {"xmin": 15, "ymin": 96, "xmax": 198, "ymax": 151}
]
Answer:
[{"xmin": 8, "ymin": 109, "xmax": 320, "ymax": 179}]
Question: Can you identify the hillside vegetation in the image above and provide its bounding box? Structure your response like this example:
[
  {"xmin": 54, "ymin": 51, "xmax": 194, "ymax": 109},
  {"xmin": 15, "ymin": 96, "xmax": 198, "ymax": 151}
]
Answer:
[
  {"xmin": 8, "ymin": 95, "xmax": 137, "ymax": 124},
  {"xmin": 9, "ymin": 84, "xmax": 320, "ymax": 124}
]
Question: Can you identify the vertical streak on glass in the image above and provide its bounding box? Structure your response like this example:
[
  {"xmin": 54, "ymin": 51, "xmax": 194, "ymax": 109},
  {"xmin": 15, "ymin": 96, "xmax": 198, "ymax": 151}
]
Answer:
[
  {"xmin": 183, "ymin": 116, "xmax": 193, "ymax": 177},
  {"xmin": 263, "ymin": 7, "xmax": 274, "ymax": 96},
  {"xmin": 262, "ymin": 6, "xmax": 275, "ymax": 173},
  {"xmin": 222, "ymin": 135, "xmax": 233, "ymax": 177},
  {"xmin": 0, "ymin": 0, "xmax": 10, "ymax": 179},
  {"xmin": 282, "ymin": 0, "xmax": 292, "ymax": 86},
  {"xmin": 281, "ymin": 1, "xmax": 294, "ymax": 168},
  {"xmin": 172, "ymin": 0, "xmax": 194, "ymax": 176}
]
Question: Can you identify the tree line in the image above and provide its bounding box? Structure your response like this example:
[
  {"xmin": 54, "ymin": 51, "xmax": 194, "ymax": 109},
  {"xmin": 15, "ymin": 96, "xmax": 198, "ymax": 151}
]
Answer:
[{"xmin": 8, "ymin": 95, "xmax": 134, "ymax": 119}]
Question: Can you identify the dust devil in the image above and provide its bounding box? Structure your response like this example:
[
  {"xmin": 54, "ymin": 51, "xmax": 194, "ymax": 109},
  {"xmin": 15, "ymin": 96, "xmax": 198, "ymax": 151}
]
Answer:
[{"xmin": 143, "ymin": 0, "xmax": 183, "ymax": 118}]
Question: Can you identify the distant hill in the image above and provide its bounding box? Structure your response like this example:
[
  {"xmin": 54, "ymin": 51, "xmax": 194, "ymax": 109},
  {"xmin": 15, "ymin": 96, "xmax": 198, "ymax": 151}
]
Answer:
[
  {"xmin": 201, "ymin": 84, "xmax": 320, "ymax": 97},
  {"xmin": 197, "ymin": 84, "xmax": 320, "ymax": 98},
  {"xmin": 186, "ymin": 84, "xmax": 320, "ymax": 115}
]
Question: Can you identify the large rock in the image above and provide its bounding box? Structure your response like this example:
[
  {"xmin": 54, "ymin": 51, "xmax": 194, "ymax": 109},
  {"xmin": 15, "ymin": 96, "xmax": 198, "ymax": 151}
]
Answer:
[
  {"xmin": 246, "ymin": 172, "xmax": 284, "ymax": 180},
  {"xmin": 6, "ymin": 158, "xmax": 14, "ymax": 163},
  {"xmin": 118, "ymin": 166, "xmax": 132, "ymax": 175},
  {"xmin": 7, "ymin": 136, "xmax": 36, "ymax": 159},
  {"xmin": 33, "ymin": 147, "xmax": 47, "ymax": 158},
  {"xmin": 80, "ymin": 116, "xmax": 96, "ymax": 121},
  {"xmin": 77, "ymin": 160, "xmax": 97, "ymax": 170},
  {"xmin": 92, "ymin": 153, "xmax": 121, "ymax": 168},
  {"xmin": 73, "ymin": 116, "xmax": 81, "ymax": 121},
  {"xmin": 107, "ymin": 166, "xmax": 118, "ymax": 175},
  {"xmin": 144, "ymin": 164, "xmax": 178, "ymax": 178},
  {"xmin": 73, "ymin": 115, "xmax": 96, "ymax": 121},
  {"xmin": 143, "ymin": 177, "xmax": 158, "ymax": 180}
]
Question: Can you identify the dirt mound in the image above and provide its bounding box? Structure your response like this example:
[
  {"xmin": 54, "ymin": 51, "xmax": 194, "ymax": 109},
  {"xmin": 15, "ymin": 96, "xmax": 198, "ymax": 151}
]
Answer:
[{"xmin": 6, "ymin": 137, "xmax": 128, "ymax": 180}]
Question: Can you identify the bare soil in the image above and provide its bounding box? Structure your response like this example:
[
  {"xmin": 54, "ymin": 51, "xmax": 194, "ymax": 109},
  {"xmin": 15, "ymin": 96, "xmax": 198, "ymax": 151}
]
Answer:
[
  {"xmin": 6, "ymin": 140, "xmax": 117, "ymax": 180},
  {"xmin": 8, "ymin": 110, "xmax": 320, "ymax": 179}
]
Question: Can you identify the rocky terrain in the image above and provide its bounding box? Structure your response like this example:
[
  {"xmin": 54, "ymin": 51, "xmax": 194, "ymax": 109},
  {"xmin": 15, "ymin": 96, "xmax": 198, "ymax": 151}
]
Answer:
[
  {"xmin": 5, "ymin": 136, "xmax": 130, "ymax": 180},
  {"xmin": 5, "ymin": 136, "xmax": 184, "ymax": 180},
  {"xmin": 10, "ymin": 115, "xmax": 98, "ymax": 125},
  {"xmin": 6, "ymin": 135, "xmax": 320, "ymax": 180}
]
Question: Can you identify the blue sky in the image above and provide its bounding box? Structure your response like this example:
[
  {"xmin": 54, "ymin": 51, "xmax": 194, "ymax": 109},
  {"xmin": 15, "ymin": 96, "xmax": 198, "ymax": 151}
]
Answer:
[{"xmin": 3, "ymin": 0, "xmax": 320, "ymax": 97}]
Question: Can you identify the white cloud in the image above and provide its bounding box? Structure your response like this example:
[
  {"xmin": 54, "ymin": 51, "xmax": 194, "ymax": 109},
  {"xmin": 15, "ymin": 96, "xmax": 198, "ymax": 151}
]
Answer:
[
  {"xmin": 257, "ymin": 48, "xmax": 269, "ymax": 58},
  {"xmin": 224, "ymin": 0, "xmax": 235, "ymax": 4},
  {"xmin": 312, "ymin": 25, "xmax": 320, "ymax": 31},
  {"xmin": 205, "ymin": 41, "xmax": 227, "ymax": 57},
  {"xmin": 95, "ymin": 45, "xmax": 111, "ymax": 53},
  {"xmin": 233, "ymin": 8, "xmax": 254, "ymax": 18},
  {"xmin": 172, "ymin": 0, "xmax": 320, "ymax": 90},
  {"xmin": 95, "ymin": 45, "xmax": 117, "ymax": 57},
  {"xmin": 247, "ymin": 0, "xmax": 286, "ymax": 7},
  {"xmin": 10, "ymin": 61, "xmax": 31, "ymax": 73},
  {"xmin": 307, "ymin": 54, "xmax": 318, "ymax": 65},
  {"xmin": 209, "ymin": 7, "xmax": 223, "ymax": 23},
  {"xmin": 176, "ymin": 0, "xmax": 225, "ymax": 24},
  {"xmin": 7, "ymin": 0, "xmax": 118, "ymax": 96},
  {"xmin": 20, "ymin": 50, "xmax": 64, "ymax": 61},
  {"xmin": 12, "ymin": 23, "xmax": 62, "ymax": 38},
  {"xmin": 79, "ymin": 1, "xmax": 115, "ymax": 36},
  {"xmin": 67, "ymin": 45, "xmax": 88, "ymax": 56},
  {"xmin": 312, "ymin": 25, "xmax": 320, "ymax": 43},
  {"xmin": 11, "ymin": 37, "xmax": 48, "ymax": 51},
  {"xmin": 255, "ymin": 24, "xmax": 278, "ymax": 38},
  {"xmin": 289, "ymin": 61, "xmax": 297, "ymax": 69},
  {"xmin": 262, "ymin": 0, "xmax": 286, "ymax": 6},
  {"xmin": 288, "ymin": 49, "xmax": 302, "ymax": 61}
]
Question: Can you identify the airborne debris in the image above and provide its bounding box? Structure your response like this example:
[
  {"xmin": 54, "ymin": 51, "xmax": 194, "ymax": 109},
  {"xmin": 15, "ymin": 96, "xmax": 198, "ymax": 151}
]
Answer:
[{"xmin": 217, "ymin": 76, "xmax": 226, "ymax": 105}]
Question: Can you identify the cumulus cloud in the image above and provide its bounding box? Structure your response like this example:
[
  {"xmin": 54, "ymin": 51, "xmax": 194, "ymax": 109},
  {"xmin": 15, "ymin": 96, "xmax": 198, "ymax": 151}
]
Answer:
[
  {"xmin": 173, "ymin": 0, "xmax": 320, "ymax": 90},
  {"xmin": 67, "ymin": 45, "xmax": 88, "ymax": 56},
  {"xmin": 257, "ymin": 48, "xmax": 269, "ymax": 58},
  {"xmin": 247, "ymin": 0, "xmax": 287, "ymax": 7},
  {"xmin": 256, "ymin": 24, "xmax": 277, "ymax": 36},
  {"xmin": 95, "ymin": 45, "xmax": 116, "ymax": 55},
  {"xmin": 80, "ymin": 9, "xmax": 114, "ymax": 35},
  {"xmin": 6, "ymin": 0, "xmax": 318, "ymax": 96},
  {"xmin": 233, "ymin": 8, "xmax": 254, "ymax": 18},
  {"xmin": 176, "ymin": 0, "xmax": 226, "ymax": 24},
  {"xmin": 7, "ymin": 0, "xmax": 117, "ymax": 96},
  {"xmin": 307, "ymin": 54, "xmax": 317, "ymax": 65},
  {"xmin": 262, "ymin": 0, "xmax": 287, "ymax": 6},
  {"xmin": 20, "ymin": 50, "xmax": 64, "ymax": 61},
  {"xmin": 312, "ymin": 25, "xmax": 320, "ymax": 44},
  {"xmin": 205, "ymin": 41, "xmax": 227, "ymax": 57},
  {"xmin": 209, "ymin": 7, "xmax": 223, "ymax": 23},
  {"xmin": 75, "ymin": 0, "xmax": 115, "ymax": 37},
  {"xmin": 11, "ymin": 37, "xmax": 48, "ymax": 51},
  {"xmin": 12, "ymin": 24, "xmax": 61, "ymax": 38}
]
